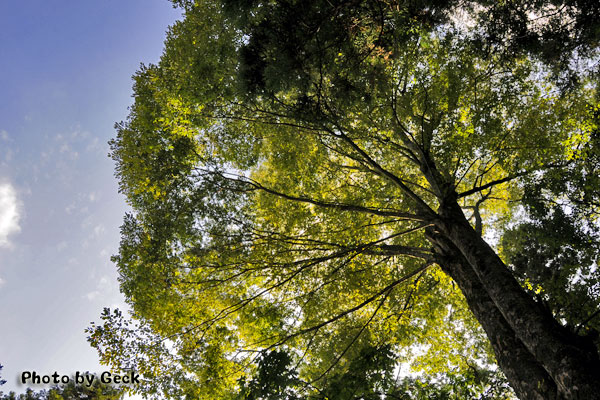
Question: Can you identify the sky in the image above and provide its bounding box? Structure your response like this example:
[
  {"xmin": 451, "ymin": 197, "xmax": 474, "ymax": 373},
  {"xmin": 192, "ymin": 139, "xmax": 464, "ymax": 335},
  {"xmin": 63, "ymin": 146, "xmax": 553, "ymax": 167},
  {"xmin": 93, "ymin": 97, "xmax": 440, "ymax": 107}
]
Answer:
[{"xmin": 0, "ymin": 1, "xmax": 183, "ymax": 396}]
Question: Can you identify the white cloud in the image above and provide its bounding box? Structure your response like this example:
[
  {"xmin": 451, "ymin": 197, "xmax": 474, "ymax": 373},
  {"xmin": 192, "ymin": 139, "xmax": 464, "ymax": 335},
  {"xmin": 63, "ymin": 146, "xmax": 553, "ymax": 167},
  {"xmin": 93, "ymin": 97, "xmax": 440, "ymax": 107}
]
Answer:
[
  {"xmin": 86, "ymin": 136, "xmax": 101, "ymax": 153},
  {"xmin": 65, "ymin": 202, "xmax": 76, "ymax": 214},
  {"xmin": 84, "ymin": 276, "xmax": 112, "ymax": 302},
  {"xmin": 84, "ymin": 290, "xmax": 100, "ymax": 301},
  {"xmin": 0, "ymin": 276, "xmax": 5, "ymax": 287},
  {"xmin": 59, "ymin": 143, "xmax": 79, "ymax": 160},
  {"xmin": 93, "ymin": 224, "xmax": 105, "ymax": 237},
  {"xmin": 0, "ymin": 131, "xmax": 14, "ymax": 167},
  {"xmin": 0, "ymin": 182, "xmax": 21, "ymax": 247}
]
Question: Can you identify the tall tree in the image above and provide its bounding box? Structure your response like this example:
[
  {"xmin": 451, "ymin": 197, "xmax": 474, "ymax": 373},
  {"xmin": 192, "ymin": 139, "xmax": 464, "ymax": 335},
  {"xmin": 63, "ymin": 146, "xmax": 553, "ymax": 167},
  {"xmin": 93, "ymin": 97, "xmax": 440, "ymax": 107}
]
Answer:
[
  {"xmin": 89, "ymin": 1, "xmax": 600, "ymax": 399},
  {"xmin": 0, "ymin": 379, "xmax": 123, "ymax": 400}
]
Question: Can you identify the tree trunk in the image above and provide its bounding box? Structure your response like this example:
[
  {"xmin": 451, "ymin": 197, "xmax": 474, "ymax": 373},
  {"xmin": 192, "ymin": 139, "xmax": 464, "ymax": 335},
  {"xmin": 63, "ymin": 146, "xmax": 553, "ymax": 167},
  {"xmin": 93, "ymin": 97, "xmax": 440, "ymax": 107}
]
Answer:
[
  {"xmin": 436, "ymin": 200, "xmax": 600, "ymax": 399},
  {"xmin": 426, "ymin": 228, "xmax": 559, "ymax": 400}
]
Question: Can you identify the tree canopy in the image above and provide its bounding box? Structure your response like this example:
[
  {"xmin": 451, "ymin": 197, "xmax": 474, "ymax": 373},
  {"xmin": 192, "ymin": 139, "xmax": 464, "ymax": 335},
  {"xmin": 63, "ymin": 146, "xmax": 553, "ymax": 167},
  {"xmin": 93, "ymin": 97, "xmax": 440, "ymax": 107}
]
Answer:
[
  {"xmin": 0, "ymin": 378, "xmax": 124, "ymax": 400},
  {"xmin": 88, "ymin": 1, "xmax": 600, "ymax": 399}
]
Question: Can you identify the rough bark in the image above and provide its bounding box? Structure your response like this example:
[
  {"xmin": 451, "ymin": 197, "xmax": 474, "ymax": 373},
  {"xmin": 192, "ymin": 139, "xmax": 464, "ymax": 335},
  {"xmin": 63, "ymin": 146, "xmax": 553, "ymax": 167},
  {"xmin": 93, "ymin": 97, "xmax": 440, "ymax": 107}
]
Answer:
[
  {"xmin": 436, "ymin": 200, "xmax": 600, "ymax": 399},
  {"xmin": 427, "ymin": 228, "xmax": 559, "ymax": 400}
]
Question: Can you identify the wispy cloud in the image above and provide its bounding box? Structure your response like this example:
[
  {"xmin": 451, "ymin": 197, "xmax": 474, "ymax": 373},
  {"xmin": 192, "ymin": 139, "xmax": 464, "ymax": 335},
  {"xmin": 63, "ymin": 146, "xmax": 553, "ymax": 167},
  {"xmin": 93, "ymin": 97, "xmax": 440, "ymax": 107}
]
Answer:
[
  {"xmin": 93, "ymin": 224, "xmax": 105, "ymax": 237},
  {"xmin": 0, "ymin": 130, "xmax": 14, "ymax": 167},
  {"xmin": 84, "ymin": 276, "xmax": 112, "ymax": 302},
  {"xmin": 84, "ymin": 290, "xmax": 100, "ymax": 301},
  {"xmin": 0, "ymin": 182, "xmax": 21, "ymax": 247}
]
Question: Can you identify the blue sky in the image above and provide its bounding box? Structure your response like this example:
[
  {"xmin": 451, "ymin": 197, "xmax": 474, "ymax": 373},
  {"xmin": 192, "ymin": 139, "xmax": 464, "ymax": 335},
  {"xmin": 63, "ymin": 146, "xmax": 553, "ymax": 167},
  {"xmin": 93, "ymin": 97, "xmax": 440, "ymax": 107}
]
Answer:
[{"xmin": 0, "ymin": 1, "xmax": 182, "ymax": 395}]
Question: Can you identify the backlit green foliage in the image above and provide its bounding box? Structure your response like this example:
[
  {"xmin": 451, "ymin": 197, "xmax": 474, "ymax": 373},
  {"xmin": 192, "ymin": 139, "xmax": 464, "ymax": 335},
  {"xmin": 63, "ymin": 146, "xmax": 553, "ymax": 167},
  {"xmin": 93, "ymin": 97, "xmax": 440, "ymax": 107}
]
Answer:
[{"xmin": 88, "ymin": 1, "xmax": 599, "ymax": 398}]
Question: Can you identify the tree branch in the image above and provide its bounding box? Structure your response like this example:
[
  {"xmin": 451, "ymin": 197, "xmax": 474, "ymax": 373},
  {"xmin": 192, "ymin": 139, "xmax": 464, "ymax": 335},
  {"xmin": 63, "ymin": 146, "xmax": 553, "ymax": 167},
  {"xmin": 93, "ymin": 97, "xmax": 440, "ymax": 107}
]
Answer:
[
  {"xmin": 228, "ymin": 173, "xmax": 425, "ymax": 221},
  {"xmin": 458, "ymin": 171, "xmax": 529, "ymax": 198}
]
